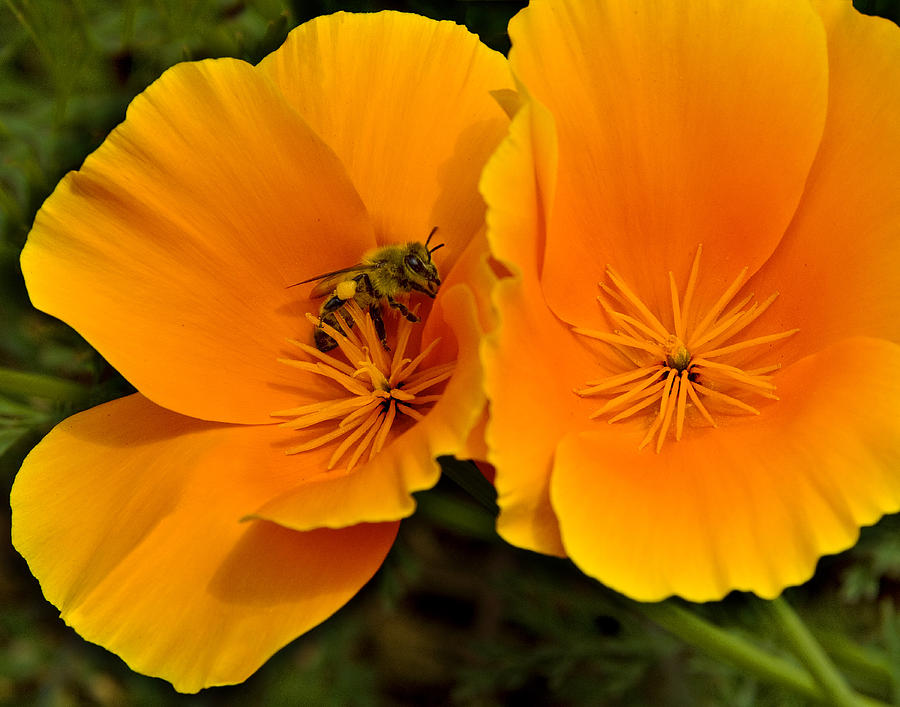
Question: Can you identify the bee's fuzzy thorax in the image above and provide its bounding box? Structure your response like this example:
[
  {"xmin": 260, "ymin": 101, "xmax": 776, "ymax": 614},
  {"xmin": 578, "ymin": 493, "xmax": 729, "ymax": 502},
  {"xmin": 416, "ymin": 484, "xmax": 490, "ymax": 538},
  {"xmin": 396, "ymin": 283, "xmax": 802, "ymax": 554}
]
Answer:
[{"xmin": 304, "ymin": 234, "xmax": 444, "ymax": 352}]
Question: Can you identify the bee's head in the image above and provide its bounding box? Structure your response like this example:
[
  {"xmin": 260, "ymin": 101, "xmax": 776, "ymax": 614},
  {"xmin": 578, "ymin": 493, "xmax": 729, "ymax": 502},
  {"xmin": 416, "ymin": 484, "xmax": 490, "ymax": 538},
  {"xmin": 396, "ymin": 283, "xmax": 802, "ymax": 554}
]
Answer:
[{"xmin": 403, "ymin": 229, "xmax": 443, "ymax": 298}]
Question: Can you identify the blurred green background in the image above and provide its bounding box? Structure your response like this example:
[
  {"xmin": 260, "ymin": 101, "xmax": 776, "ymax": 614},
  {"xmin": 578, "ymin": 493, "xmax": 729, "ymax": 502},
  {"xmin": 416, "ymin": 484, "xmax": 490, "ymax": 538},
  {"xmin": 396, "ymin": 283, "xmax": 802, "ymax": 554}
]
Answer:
[{"xmin": 2, "ymin": 1, "xmax": 900, "ymax": 705}]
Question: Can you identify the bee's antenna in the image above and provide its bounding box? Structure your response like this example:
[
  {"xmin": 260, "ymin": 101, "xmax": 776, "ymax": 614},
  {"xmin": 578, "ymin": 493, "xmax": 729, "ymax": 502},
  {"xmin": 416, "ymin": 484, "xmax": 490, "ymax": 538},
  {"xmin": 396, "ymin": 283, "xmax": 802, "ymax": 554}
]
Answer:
[{"xmin": 424, "ymin": 226, "xmax": 444, "ymax": 258}]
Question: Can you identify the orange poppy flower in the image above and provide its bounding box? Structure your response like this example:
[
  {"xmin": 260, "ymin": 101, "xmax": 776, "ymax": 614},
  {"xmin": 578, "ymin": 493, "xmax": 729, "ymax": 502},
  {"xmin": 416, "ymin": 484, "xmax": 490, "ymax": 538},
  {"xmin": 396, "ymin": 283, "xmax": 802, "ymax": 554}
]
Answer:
[
  {"xmin": 482, "ymin": 0, "xmax": 900, "ymax": 602},
  {"xmin": 11, "ymin": 12, "xmax": 511, "ymax": 692}
]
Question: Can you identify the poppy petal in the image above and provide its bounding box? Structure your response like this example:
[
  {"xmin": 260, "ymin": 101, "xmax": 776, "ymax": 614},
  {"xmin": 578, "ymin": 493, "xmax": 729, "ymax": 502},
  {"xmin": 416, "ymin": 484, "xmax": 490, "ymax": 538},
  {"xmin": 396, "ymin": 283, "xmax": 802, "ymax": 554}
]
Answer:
[
  {"xmin": 744, "ymin": 1, "xmax": 900, "ymax": 363},
  {"xmin": 509, "ymin": 0, "xmax": 829, "ymax": 327},
  {"xmin": 551, "ymin": 337, "xmax": 900, "ymax": 601},
  {"xmin": 249, "ymin": 282, "xmax": 487, "ymax": 530},
  {"xmin": 481, "ymin": 99, "xmax": 587, "ymax": 556},
  {"xmin": 21, "ymin": 58, "xmax": 374, "ymax": 425},
  {"xmin": 258, "ymin": 11, "xmax": 513, "ymax": 272},
  {"xmin": 426, "ymin": 226, "xmax": 497, "ymax": 345},
  {"xmin": 10, "ymin": 394, "xmax": 398, "ymax": 692},
  {"xmin": 422, "ymin": 226, "xmax": 498, "ymax": 461}
]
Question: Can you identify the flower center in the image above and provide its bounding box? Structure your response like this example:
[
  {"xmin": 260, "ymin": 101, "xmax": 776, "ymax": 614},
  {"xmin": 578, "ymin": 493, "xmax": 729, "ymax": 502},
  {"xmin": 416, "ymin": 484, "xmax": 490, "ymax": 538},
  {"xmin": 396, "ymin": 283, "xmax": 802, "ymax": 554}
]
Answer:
[
  {"xmin": 574, "ymin": 245, "xmax": 797, "ymax": 453},
  {"xmin": 271, "ymin": 301, "xmax": 453, "ymax": 470}
]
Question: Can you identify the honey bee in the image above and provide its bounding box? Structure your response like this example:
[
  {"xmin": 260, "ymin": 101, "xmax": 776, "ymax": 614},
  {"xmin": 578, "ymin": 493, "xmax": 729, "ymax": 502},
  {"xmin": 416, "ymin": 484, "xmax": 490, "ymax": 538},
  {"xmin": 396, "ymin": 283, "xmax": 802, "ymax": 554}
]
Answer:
[{"xmin": 293, "ymin": 227, "xmax": 444, "ymax": 351}]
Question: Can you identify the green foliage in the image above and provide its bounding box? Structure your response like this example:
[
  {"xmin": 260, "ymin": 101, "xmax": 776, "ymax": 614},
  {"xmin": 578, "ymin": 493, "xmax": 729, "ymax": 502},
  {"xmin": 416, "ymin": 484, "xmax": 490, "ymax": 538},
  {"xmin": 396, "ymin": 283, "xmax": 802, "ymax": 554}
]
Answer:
[
  {"xmin": 855, "ymin": 0, "xmax": 900, "ymax": 23},
  {"xmin": 2, "ymin": 1, "xmax": 900, "ymax": 705}
]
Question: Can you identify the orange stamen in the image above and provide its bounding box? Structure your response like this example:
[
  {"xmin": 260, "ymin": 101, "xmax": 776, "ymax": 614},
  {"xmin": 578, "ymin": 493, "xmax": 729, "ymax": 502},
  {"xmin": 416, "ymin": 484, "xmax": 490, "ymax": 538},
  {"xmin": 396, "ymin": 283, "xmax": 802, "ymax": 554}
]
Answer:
[
  {"xmin": 575, "ymin": 245, "xmax": 795, "ymax": 452},
  {"xmin": 273, "ymin": 301, "xmax": 453, "ymax": 470}
]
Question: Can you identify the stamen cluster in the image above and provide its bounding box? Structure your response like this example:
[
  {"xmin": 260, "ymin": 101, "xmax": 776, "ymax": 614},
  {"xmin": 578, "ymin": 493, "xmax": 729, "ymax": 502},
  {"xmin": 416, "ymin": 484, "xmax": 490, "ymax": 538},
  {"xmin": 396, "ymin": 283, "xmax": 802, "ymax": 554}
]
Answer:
[
  {"xmin": 273, "ymin": 302, "xmax": 454, "ymax": 470},
  {"xmin": 575, "ymin": 245, "xmax": 797, "ymax": 452}
]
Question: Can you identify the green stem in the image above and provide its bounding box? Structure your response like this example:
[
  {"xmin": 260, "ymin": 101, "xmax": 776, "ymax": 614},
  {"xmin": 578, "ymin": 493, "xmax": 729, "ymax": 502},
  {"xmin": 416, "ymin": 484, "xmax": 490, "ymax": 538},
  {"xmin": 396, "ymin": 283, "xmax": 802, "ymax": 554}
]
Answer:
[
  {"xmin": 635, "ymin": 600, "xmax": 822, "ymax": 701},
  {"xmin": 880, "ymin": 599, "xmax": 900, "ymax": 705},
  {"xmin": 815, "ymin": 628, "xmax": 893, "ymax": 696},
  {"xmin": 632, "ymin": 600, "xmax": 888, "ymax": 707},
  {"xmin": 0, "ymin": 368, "xmax": 90, "ymax": 403},
  {"xmin": 767, "ymin": 596, "xmax": 865, "ymax": 707}
]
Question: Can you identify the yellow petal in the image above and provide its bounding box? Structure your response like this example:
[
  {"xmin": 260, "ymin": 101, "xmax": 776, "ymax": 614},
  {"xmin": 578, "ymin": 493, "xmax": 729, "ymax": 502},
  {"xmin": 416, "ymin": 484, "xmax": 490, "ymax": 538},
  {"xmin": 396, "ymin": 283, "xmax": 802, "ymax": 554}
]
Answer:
[
  {"xmin": 21, "ymin": 58, "xmax": 374, "ymax": 425},
  {"xmin": 480, "ymin": 98, "xmax": 581, "ymax": 556},
  {"xmin": 424, "ymin": 225, "xmax": 497, "ymax": 356},
  {"xmin": 422, "ymin": 226, "xmax": 497, "ymax": 460},
  {"xmin": 509, "ymin": 0, "xmax": 829, "ymax": 328},
  {"xmin": 551, "ymin": 338, "xmax": 900, "ymax": 601},
  {"xmin": 11, "ymin": 394, "xmax": 397, "ymax": 692},
  {"xmin": 258, "ymin": 11, "xmax": 513, "ymax": 272},
  {"xmin": 745, "ymin": 1, "xmax": 900, "ymax": 364}
]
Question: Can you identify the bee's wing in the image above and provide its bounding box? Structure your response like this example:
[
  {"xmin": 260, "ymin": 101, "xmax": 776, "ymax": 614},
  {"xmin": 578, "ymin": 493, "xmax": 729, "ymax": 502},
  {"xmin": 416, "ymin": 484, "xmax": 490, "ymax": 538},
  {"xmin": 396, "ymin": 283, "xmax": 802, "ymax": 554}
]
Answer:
[
  {"xmin": 307, "ymin": 273, "xmax": 353, "ymax": 299},
  {"xmin": 289, "ymin": 264, "xmax": 376, "ymax": 298}
]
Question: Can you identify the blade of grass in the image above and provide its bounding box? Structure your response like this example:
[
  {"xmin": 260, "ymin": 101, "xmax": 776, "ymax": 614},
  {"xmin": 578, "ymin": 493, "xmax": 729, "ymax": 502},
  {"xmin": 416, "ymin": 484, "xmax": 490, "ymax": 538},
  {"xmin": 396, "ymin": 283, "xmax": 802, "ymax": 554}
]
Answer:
[
  {"xmin": 438, "ymin": 456, "xmax": 499, "ymax": 515},
  {"xmin": 0, "ymin": 367, "xmax": 89, "ymax": 402}
]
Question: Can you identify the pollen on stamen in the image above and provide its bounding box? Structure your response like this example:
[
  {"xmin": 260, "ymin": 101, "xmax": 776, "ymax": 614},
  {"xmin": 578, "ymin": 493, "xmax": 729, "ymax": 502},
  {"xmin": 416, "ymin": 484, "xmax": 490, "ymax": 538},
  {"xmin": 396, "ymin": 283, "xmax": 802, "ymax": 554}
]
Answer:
[
  {"xmin": 272, "ymin": 300, "xmax": 454, "ymax": 470},
  {"xmin": 574, "ymin": 245, "xmax": 798, "ymax": 453}
]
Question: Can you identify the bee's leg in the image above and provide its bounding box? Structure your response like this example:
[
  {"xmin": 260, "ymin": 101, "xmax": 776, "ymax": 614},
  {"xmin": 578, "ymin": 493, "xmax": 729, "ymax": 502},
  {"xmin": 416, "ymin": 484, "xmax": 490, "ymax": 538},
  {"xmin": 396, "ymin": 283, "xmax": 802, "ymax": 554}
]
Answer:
[
  {"xmin": 369, "ymin": 304, "xmax": 390, "ymax": 351},
  {"xmin": 386, "ymin": 296, "xmax": 419, "ymax": 323},
  {"xmin": 355, "ymin": 272, "xmax": 375, "ymax": 295}
]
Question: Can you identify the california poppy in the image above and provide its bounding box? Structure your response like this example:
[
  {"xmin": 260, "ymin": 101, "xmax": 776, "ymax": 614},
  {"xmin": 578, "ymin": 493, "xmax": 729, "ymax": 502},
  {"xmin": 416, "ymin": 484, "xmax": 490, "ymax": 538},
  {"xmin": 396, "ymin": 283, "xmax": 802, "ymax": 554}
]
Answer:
[
  {"xmin": 12, "ymin": 11, "xmax": 511, "ymax": 691},
  {"xmin": 481, "ymin": 0, "xmax": 900, "ymax": 601}
]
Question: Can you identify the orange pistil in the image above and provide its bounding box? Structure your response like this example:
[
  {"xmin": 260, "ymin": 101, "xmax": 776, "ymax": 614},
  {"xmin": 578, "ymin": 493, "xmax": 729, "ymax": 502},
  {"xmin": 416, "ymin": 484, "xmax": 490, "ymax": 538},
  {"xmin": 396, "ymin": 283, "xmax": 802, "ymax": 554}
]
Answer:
[
  {"xmin": 574, "ymin": 245, "xmax": 797, "ymax": 452},
  {"xmin": 272, "ymin": 301, "xmax": 453, "ymax": 470}
]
